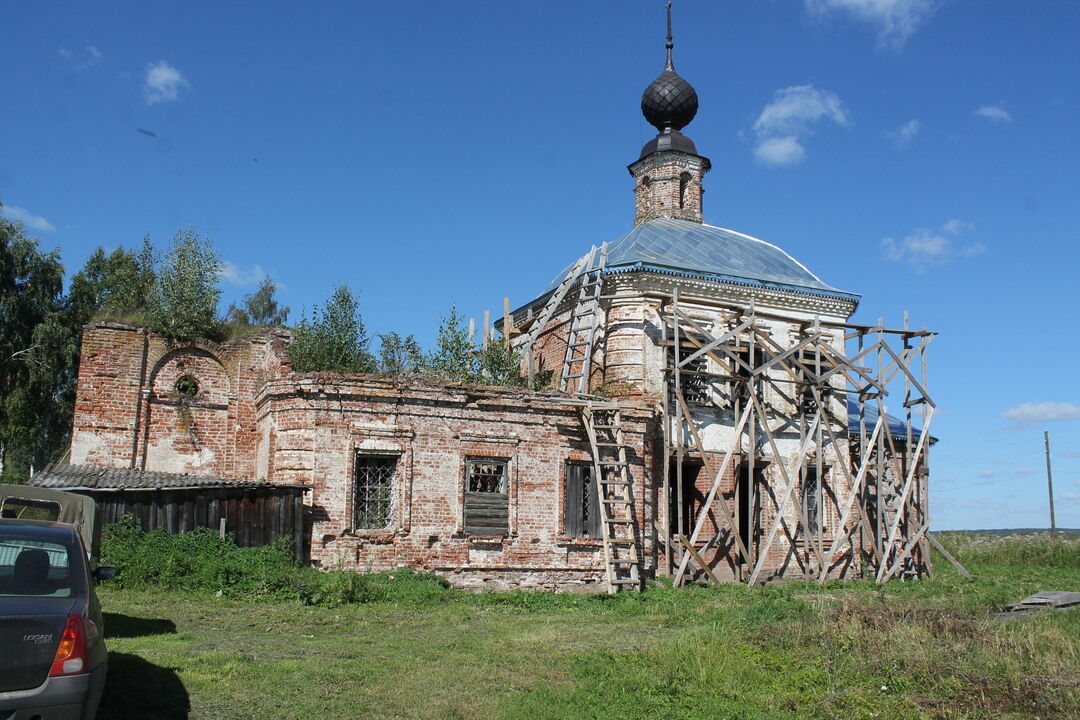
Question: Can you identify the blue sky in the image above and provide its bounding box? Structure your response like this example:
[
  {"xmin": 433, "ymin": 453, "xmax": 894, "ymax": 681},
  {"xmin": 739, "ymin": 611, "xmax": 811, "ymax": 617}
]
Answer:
[{"xmin": 3, "ymin": 0, "xmax": 1078, "ymax": 530}]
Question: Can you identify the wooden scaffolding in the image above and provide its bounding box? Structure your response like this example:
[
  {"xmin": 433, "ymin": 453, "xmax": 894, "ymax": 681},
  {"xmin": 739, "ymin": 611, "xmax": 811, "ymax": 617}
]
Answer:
[
  {"xmin": 660, "ymin": 290, "xmax": 935, "ymax": 586},
  {"xmin": 519, "ymin": 248, "xmax": 935, "ymax": 589}
]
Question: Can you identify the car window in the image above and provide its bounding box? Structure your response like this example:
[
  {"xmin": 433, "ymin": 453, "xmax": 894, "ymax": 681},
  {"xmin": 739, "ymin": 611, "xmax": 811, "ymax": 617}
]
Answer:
[
  {"xmin": 1, "ymin": 497, "xmax": 61, "ymax": 521},
  {"xmin": 0, "ymin": 538, "xmax": 74, "ymax": 598}
]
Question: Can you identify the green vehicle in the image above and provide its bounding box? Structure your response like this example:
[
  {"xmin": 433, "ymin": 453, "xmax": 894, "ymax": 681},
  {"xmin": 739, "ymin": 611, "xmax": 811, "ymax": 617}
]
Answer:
[{"xmin": 0, "ymin": 485, "xmax": 115, "ymax": 720}]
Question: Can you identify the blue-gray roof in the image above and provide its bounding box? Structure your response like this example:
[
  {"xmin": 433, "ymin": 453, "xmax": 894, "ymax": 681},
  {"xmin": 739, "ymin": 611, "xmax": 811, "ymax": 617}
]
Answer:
[
  {"xmin": 543, "ymin": 217, "xmax": 859, "ymax": 303},
  {"xmin": 846, "ymin": 399, "xmax": 936, "ymax": 444}
]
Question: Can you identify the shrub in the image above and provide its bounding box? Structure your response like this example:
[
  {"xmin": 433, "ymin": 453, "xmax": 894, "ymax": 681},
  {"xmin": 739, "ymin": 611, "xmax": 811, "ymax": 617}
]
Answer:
[
  {"xmin": 288, "ymin": 284, "xmax": 375, "ymax": 373},
  {"xmin": 936, "ymin": 531, "xmax": 1080, "ymax": 569},
  {"xmin": 100, "ymin": 517, "xmax": 450, "ymax": 605}
]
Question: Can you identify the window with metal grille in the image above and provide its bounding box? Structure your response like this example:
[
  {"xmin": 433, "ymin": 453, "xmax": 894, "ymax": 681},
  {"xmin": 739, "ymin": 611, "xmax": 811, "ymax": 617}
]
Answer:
[
  {"xmin": 463, "ymin": 458, "xmax": 509, "ymax": 535},
  {"xmin": 802, "ymin": 467, "xmax": 823, "ymax": 536},
  {"xmin": 667, "ymin": 345, "xmax": 710, "ymax": 405},
  {"xmin": 564, "ymin": 462, "xmax": 600, "ymax": 537},
  {"xmin": 353, "ymin": 454, "xmax": 397, "ymax": 529}
]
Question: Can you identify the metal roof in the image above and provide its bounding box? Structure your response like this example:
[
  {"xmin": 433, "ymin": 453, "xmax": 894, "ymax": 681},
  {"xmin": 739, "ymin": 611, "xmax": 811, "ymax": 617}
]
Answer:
[
  {"xmin": 543, "ymin": 217, "xmax": 860, "ymax": 303},
  {"xmin": 846, "ymin": 399, "xmax": 936, "ymax": 444},
  {"xmin": 29, "ymin": 464, "xmax": 275, "ymax": 491}
]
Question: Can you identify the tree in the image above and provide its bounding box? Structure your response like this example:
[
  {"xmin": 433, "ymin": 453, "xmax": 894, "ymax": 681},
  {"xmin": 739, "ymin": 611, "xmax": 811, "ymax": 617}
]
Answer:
[
  {"xmin": 0, "ymin": 216, "xmax": 67, "ymax": 481},
  {"xmin": 288, "ymin": 284, "xmax": 375, "ymax": 373},
  {"xmin": 227, "ymin": 277, "xmax": 289, "ymax": 327},
  {"xmin": 378, "ymin": 332, "xmax": 424, "ymax": 376},
  {"xmin": 426, "ymin": 306, "xmax": 477, "ymax": 383},
  {"xmin": 66, "ymin": 239, "xmax": 156, "ymax": 327},
  {"xmin": 146, "ymin": 229, "xmax": 222, "ymax": 340},
  {"xmin": 478, "ymin": 340, "xmax": 525, "ymax": 387}
]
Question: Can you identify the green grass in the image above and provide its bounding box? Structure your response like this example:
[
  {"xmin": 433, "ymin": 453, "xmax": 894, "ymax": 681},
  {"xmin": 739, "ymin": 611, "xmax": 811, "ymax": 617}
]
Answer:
[{"xmin": 95, "ymin": 532, "xmax": 1080, "ymax": 720}]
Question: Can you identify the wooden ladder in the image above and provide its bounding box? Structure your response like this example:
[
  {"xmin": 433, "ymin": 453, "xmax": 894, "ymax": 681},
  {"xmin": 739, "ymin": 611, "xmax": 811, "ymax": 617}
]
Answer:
[
  {"xmin": 523, "ymin": 248, "xmax": 596, "ymax": 385},
  {"xmin": 582, "ymin": 401, "xmax": 641, "ymax": 593},
  {"xmin": 559, "ymin": 243, "xmax": 608, "ymax": 394}
]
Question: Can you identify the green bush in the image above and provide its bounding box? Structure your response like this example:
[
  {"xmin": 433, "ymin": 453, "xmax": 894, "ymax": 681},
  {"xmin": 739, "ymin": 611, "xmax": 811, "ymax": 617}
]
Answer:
[{"xmin": 100, "ymin": 517, "xmax": 450, "ymax": 605}]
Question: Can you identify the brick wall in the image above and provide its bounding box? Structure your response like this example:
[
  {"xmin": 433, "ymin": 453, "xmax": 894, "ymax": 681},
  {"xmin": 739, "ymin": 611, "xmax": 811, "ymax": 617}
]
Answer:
[
  {"xmin": 628, "ymin": 150, "xmax": 710, "ymax": 226},
  {"xmin": 71, "ymin": 323, "xmax": 291, "ymax": 479},
  {"xmin": 256, "ymin": 376, "xmax": 656, "ymax": 590},
  {"xmin": 71, "ymin": 320, "xmax": 871, "ymax": 588}
]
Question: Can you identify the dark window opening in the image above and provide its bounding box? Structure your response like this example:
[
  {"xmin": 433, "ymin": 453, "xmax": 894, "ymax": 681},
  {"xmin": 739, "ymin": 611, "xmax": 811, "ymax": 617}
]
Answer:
[
  {"xmin": 463, "ymin": 457, "xmax": 509, "ymax": 535},
  {"xmin": 354, "ymin": 454, "xmax": 397, "ymax": 529},
  {"xmin": 564, "ymin": 462, "xmax": 600, "ymax": 538},
  {"xmin": 736, "ymin": 464, "xmax": 765, "ymax": 555},
  {"xmin": 668, "ymin": 461, "xmax": 703, "ymax": 538},
  {"xmin": 667, "ymin": 345, "xmax": 710, "ymax": 405}
]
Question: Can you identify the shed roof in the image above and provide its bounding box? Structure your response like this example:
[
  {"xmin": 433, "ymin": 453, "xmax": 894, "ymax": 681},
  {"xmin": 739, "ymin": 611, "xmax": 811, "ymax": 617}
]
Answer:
[{"xmin": 30, "ymin": 464, "xmax": 279, "ymax": 492}]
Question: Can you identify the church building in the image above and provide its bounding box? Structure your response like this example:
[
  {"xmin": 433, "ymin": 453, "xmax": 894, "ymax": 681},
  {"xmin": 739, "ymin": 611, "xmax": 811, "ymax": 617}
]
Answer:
[{"xmin": 34, "ymin": 7, "xmax": 934, "ymax": 591}]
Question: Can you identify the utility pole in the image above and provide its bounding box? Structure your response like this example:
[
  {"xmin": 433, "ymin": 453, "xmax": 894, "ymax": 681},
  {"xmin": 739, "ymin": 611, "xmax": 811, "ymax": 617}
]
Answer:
[{"xmin": 1044, "ymin": 431, "xmax": 1057, "ymax": 532}]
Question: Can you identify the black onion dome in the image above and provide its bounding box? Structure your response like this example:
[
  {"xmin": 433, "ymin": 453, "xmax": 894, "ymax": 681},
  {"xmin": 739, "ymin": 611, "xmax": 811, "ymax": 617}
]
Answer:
[
  {"xmin": 641, "ymin": 3, "xmax": 699, "ymax": 134},
  {"xmin": 641, "ymin": 69, "xmax": 698, "ymax": 132}
]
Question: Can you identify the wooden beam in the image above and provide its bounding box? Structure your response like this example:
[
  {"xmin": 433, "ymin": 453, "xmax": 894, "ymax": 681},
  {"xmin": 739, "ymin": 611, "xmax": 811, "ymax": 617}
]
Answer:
[
  {"xmin": 677, "ymin": 534, "xmax": 722, "ymax": 585},
  {"xmin": 672, "ymin": 398, "xmax": 754, "ymax": 586},
  {"xmin": 746, "ymin": 403, "xmax": 822, "ymax": 586},
  {"xmin": 927, "ymin": 531, "xmax": 973, "ymax": 579}
]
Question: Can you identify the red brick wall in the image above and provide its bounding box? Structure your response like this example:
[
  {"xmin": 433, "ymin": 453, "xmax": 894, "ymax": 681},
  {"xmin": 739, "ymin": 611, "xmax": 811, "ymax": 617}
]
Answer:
[
  {"xmin": 71, "ymin": 323, "xmax": 290, "ymax": 479},
  {"xmin": 256, "ymin": 376, "xmax": 656, "ymax": 591}
]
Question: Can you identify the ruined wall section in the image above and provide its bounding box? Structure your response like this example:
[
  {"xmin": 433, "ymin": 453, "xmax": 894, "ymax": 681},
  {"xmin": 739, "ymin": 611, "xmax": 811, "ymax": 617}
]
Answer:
[
  {"xmin": 71, "ymin": 323, "xmax": 291, "ymax": 479},
  {"xmin": 256, "ymin": 376, "xmax": 655, "ymax": 591}
]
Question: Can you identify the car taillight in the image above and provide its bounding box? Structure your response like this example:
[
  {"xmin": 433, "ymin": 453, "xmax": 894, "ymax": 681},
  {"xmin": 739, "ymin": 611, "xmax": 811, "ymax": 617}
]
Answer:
[{"xmin": 49, "ymin": 614, "xmax": 88, "ymax": 676}]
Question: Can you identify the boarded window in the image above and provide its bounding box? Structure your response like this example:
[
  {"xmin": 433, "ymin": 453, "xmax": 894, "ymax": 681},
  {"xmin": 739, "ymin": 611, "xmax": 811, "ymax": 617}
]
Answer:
[
  {"xmin": 463, "ymin": 458, "xmax": 509, "ymax": 536},
  {"xmin": 564, "ymin": 462, "xmax": 600, "ymax": 538},
  {"xmin": 354, "ymin": 454, "xmax": 397, "ymax": 529}
]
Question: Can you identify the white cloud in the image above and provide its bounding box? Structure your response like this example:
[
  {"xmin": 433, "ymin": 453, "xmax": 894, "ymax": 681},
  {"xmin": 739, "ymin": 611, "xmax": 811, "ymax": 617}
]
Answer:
[
  {"xmin": 754, "ymin": 85, "xmax": 849, "ymax": 136},
  {"xmin": 1015, "ymin": 467, "xmax": 1033, "ymax": 476},
  {"xmin": 58, "ymin": 47, "xmax": 71, "ymax": 59},
  {"xmin": 220, "ymin": 262, "xmax": 268, "ymax": 286},
  {"xmin": 752, "ymin": 86, "xmax": 848, "ymax": 167},
  {"xmin": 806, "ymin": 0, "xmax": 939, "ymax": 49},
  {"xmin": 881, "ymin": 218, "xmax": 984, "ymax": 272},
  {"xmin": 1001, "ymin": 402, "xmax": 1080, "ymax": 424},
  {"xmin": 754, "ymin": 136, "xmax": 806, "ymax": 166},
  {"xmin": 882, "ymin": 219, "xmax": 984, "ymax": 271},
  {"xmin": 974, "ymin": 105, "xmax": 1012, "ymax": 123},
  {"xmin": 144, "ymin": 61, "xmax": 189, "ymax": 104},
  {"xmin": 0, "ymin": 204, "xmax": 56, "ymax": 232},
  {"xmin": 1060, "ymin": 450, "xmax": 1080, "ymax": 459},
  {"xmin": 977, "ymin": 469, "xmax": 995, "ymax": 479},
  {"xmin": 885, "ymin": 119, "xmax": 920, "ymax": 148},
  {"xmin": 85, "ymin": 46, "xmax": 103, "ymax": 64}
]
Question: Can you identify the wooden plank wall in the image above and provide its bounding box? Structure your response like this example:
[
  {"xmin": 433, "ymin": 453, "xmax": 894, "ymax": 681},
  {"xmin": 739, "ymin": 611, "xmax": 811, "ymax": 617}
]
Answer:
[
  {"xmin": 81, "ymin": 487, "xmax": 307, "ymax": 561},
  {"xmin": 462, "ymin": 492, "xmax": 509, "ymax": 536}
]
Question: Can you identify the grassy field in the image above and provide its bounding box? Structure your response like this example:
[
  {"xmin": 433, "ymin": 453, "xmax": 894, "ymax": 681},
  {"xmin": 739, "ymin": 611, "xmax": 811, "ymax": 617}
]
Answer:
[{"xmin": 95, "ymin": 532, "xmax": 1079, "ymax": 720}]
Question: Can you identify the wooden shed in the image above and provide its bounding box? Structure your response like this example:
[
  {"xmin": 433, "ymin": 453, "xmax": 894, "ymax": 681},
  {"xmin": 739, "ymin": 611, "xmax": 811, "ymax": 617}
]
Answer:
[{"xmin": 30, "ymin": 464, "xmax": 308, "ymax": 561}]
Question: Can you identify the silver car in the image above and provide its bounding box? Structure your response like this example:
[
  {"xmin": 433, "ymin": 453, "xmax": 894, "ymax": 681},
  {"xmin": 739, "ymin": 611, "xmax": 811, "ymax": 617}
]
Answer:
[{"xmin": 0, "ymin": 487, "xmax": 114, "ymax": 720}]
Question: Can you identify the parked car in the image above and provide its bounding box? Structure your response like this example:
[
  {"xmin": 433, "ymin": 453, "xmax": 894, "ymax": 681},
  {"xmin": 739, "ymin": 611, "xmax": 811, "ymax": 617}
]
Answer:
[{"xmin": 0, "ymin": 486, "xmax": 114, "ymax": 720}]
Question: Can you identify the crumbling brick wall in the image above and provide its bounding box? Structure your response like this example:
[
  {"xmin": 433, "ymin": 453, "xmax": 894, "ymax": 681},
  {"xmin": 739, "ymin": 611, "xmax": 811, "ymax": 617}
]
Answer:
[
  {"xmin": 71, "ymin": 323, "xmax": 291, "ymax": 479},
  {"xmin": 256, "ymin": 376, "xmax": 656, "ymax": 591}
]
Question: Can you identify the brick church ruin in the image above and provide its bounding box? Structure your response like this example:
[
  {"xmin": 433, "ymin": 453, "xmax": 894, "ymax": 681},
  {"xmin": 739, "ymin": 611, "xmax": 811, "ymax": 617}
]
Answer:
[{"xmin": 35, "ymin": 8, "xmax": 935, "ymax": 592}]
